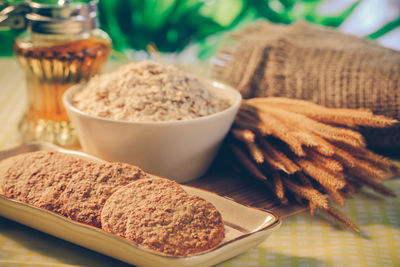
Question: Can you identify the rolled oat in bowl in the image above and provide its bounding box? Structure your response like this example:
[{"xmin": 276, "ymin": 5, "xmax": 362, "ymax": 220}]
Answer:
[{"xmin": 72, "ymin": 61, "xmax": 230, "ymax": 122}]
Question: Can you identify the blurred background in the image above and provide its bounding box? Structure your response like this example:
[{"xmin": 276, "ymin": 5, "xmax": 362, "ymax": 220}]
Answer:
[{"xmin": 1, "ymin": 0, "xmax": 399, "ymax": 60}]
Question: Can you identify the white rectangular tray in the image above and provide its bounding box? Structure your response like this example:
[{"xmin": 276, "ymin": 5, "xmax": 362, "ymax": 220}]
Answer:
[{"xmin": 0, "ymin": 142, "xmax": 281, "ymax": 267}]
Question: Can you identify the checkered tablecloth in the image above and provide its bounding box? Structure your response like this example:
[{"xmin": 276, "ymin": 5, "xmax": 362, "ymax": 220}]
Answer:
[{"xmin": 0, "ymin": 58, "xmax": 399, "ymax": 267}]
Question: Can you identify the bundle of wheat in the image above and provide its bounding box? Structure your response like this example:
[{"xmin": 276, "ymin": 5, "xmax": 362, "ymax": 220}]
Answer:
[{"xmin": 228, "ymin": 97, "xmax": 399, "ymax": 231}]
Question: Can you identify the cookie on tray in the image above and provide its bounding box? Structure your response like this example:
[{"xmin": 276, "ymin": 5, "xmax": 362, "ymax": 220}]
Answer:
[
  {"xmin": 101, "ymin": 177, "xmax": 186, "ymax": 236},
  {"xmin": 60, "ymin": 161, "xmax": 148, "ymax": 228},
  {"xmin": 0, "ymin": 155, "xmax": 19, "ymax": 195},
  {"xmin": 0, "ymin": 151, "xmax": 86, "ymax": 211},
  {"xmin": 101, "ymin": 177, "xmax": 225, "ymax": 256}
]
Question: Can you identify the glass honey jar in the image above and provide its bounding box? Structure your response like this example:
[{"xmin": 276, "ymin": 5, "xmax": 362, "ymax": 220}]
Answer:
[{"xmin": 12, "ymin": 0, "xmax": 111, "ymax": 147}]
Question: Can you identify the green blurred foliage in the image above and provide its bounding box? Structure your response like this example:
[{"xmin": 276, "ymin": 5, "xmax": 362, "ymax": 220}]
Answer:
[
  {"xmin": 97, "ymin": 0, "xmax": 366, "ymax": 57},
  {"xmin": 1, "ymin": 0, "xmax": 399, "ymax": 57}
]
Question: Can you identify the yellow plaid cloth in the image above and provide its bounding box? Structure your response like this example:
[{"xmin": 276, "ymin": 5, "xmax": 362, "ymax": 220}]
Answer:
[{"xmin": 0, "ymin": 58, "xmax": 399, "ymax": 266}]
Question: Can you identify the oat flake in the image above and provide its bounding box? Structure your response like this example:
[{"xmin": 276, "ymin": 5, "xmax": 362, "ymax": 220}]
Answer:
[{"xmin": 72, "ymin": 61, "xmax": 229, "ymax": 122}]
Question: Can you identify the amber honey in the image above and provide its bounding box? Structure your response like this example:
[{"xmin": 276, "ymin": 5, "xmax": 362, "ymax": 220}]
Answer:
[{"xmin": 14, "ymin": 33, "xmax": 111, "ymax": 147}]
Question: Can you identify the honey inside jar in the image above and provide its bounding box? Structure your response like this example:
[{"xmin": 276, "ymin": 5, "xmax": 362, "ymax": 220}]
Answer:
[
  {"xmin": 15, "ymin": 34, "xmax": 110, "ymax": 121},
  {"xmin": 14, "ymin": 30, "xmax": 111, "ymax": 147},
  {"xmin": 11, "ymin": 0, "xmax": 112, "ymax": 147}
]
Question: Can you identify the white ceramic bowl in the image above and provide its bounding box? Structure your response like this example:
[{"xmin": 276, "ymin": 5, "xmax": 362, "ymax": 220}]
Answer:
[{"xmin": 63, "ymin": 80, "xmax": 241, "ymax": 183}]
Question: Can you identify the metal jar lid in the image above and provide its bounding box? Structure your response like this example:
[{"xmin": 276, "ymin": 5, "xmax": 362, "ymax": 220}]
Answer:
[
  {"xmin": 27, "ymin": 0, "xmax": 99, "ymax": 34},
  {"xmin": 0, "ymin": 0, "xmax": 99, "ymax": 34}
]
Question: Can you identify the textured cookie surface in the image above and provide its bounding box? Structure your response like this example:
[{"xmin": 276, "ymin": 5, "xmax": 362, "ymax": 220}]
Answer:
[
  {"xmin": 100, "ymin": 177, "xmax": 186, "ymax": 237},
  {"xmin": 0, "ymin": 155, "xmax": 20, "ymax": 195},
  {"xmin": 0, "ymin": 151, "xmax": 147, "ymax": 228},
  {"xmin": 60, "ymin": 162, "xmax": 147, "ymax": 227},
  {"xmin": 101, "ymin": 177, "xmax": 225, "ymax": 256},
  {"xmin": 0, "ymin": 151, "xmax": 85, "ymax": 211}
]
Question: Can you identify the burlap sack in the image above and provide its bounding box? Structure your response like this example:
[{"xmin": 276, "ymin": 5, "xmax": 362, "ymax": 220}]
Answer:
[{"xmin": 213, "ymin": 21, "xmax": 400, "ymax": 150}]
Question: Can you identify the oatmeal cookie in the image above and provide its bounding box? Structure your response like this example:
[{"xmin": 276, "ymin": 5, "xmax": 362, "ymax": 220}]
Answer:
[
  {"xmin": 0, "ymin": 155, "xmax": 24, "ymax": 195},
  {"xmin": 101, "ymin": 177, "xmax": 225, "ymax": 256},
  {"xmin": 60, "ymin": 162, "xmax": 147, "ymax": 227},
  {"xmin": 101, "ymin": 177, "xmax": 186, "ymax": 237},
  {"xmin": 0, "ymin": 151, "xmax": 85, "ymax": 211}
]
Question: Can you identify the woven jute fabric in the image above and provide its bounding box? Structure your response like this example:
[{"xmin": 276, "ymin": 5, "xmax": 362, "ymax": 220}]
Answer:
[{"xmin": 213, "ymin": 21, "xmax": 400, "ymax": 150}]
